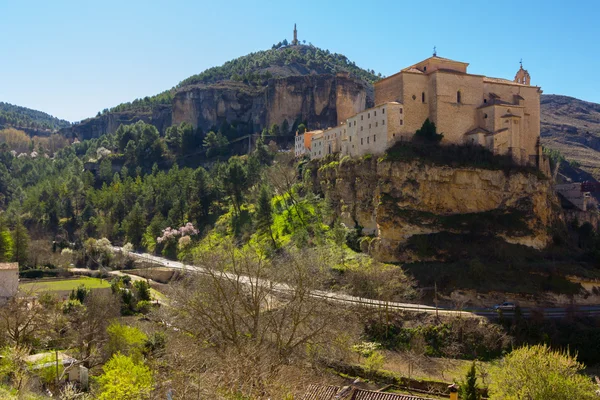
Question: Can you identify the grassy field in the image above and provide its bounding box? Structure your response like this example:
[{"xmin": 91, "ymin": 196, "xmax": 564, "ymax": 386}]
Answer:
[{"xmin": 20, "ymin": 277, "xmax": 111, "ymax": 293}]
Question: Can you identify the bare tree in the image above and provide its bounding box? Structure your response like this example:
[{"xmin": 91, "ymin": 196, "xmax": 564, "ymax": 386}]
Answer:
[
  {"xmin": 0, "ymin": 295, "xmax": 45, "ymax": 346},
  {"xmin": 162, "ymin": 241, "xmax": 349, "ymax": 398},
  {"xmin": 65, "ymin": 291, "xmax": 119, "ymax": 368}
]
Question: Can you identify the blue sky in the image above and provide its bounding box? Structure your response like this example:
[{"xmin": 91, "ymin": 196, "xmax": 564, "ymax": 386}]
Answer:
[{"xmin": 1, "ymin": 0, "xmax": 598, "ymax": 122}]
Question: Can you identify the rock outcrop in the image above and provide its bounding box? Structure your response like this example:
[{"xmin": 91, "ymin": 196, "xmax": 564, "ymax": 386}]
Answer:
[
  {"xmin": 541, "ymin": 94, "xmax": 600, "ymax": 179},
  {"xmin": 311, "ymin": 157, "xmax": 559, "ymax": 263},
  {"xmin": 62, "ymin": 73, "xmax": 370, "ymax": 140},
  {"xmin": 172, "ymin": 73, "xmax": 370, "ymax": 133}
]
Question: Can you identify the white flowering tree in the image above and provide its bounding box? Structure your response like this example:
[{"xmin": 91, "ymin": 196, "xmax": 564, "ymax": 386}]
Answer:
[{"xmin": 157, "ymin": 223, "xmax": 198, "ymax": 259}]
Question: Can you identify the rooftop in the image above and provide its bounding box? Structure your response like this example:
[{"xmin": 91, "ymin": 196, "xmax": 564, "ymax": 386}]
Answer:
[
  {"xmin": 302, "ymin": 385, "xmax": 435, "ymax": 400},
  {"xmin": 0, "ymin": 263, "xmax": 18, "ymax": 270}
]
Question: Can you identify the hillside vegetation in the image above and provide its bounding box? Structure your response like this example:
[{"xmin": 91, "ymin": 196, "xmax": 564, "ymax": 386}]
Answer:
[
  {"xmin": 541, "ymin": 94, "xmax": 600, "ymax": 179},
  {"xmin": 0, "ymin": 102, "xmax": 71, "ymax": 131},
  {"xmin": 108, "ymin": 44, "xmax": 380, "ymax": 114}
]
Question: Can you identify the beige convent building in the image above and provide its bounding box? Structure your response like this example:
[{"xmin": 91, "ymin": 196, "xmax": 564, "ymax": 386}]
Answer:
[{"xmin": 296, "ymin": 54, "xmax": 543, "ymax": 168}]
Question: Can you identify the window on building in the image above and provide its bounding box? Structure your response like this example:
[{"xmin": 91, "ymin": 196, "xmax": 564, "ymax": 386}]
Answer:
[
  {"xmin": 361, "ymin": 115, "xmax": 363, "ymax": 121},
  {"xmin": 376, "ymin": 122, "xmax": 378, "ymax": 127},
  {"xmin": 374, "ymin": 111, "xmax": 377, "ymax": 116},
  {"xmin": 382, "ymin": 120, "xmax": 385, "ymax": 125},
  {"xmin": 361, "ymin": 126, "xmax": 363, "ymax": 131},
  {"xmin": 374, "ymin": 135, "xmax": 376, "ymax": 142},
  {"xmin": 393, "ymin": 133, "xmax": 396, "ymax": 137},
  {"xmin": 367, "ymin": 137, "xmax": 370, "ymax": 144},
  {"xmin": 350, "ymin": 136, "xmax": 352, "ymax": 142},
  {"xmin": 484, "ymin": 99, "xmax": 487, "ymax": 103},
  {"xmin": 368, "ymin": 112, "xmax": 370, "ymax": 118},
  {"xmin": 457, "ymin": 91, "xmax": 461, "ymax": 103},
  {"xmin": 400, "ymin": 109, "xmax": 403, "ymax": 114},
  {"xmin": 382, "ymin": 108, "xmax": 385, "ymax": 114},
  {"xmin": 484, "ymin": 113, "xmax": 488, "ymax": 119},
  {"xmin": 422, "ymin": 92, "xmax": 425, "ymax": 103},
  {"xmin": 423, "ymin": 66, "xmax": 427, "ymax": 72},
  {"xmin": 361, "ymin": 138, "xmax": 363, "ymax": 145},
  {"xmin": 400, "ymin": 120, "xmax": 403, "ymax": 125},
  {"xmin": 369, "ymin": 124, "xmax": 371, "ymax": 129}
]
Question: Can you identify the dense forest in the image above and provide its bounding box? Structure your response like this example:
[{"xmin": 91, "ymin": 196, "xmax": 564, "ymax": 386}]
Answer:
[
  {"xmin": 0, "ymin": 102, "xmax": 71, "ymax": 131},
  {"xmin": 2, "ymin": 114, "xmax": 600, "ymax": 398},
  {"xmin": 107, "ymin": 44, "xmax": 380, "ymax": 114}
]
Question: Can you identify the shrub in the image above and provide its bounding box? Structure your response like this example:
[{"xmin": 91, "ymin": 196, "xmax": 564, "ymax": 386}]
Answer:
[
  {"xmin": 19, "ymin": 269, "xmax": 60, "ymax": 279},
  {"xmin": 488, "ymin": 344, "xmax": 598, "ymax": 400}
]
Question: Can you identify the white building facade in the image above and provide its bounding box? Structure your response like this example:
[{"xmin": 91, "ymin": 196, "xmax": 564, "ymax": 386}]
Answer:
[{"xmin": 0, "ymin": 263, "xmax": 19, "ymax": 302}]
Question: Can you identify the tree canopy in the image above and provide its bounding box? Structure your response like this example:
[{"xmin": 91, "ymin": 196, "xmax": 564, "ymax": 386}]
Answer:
[{"xmin": 488, "ymin": 344, "xmax": 598, "ymax": 400}]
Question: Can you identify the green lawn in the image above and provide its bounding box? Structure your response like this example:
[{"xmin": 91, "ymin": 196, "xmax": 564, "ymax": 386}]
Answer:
[{"xmin": 20, "ymin": 277, "xmax": 111, "ymax": 293}]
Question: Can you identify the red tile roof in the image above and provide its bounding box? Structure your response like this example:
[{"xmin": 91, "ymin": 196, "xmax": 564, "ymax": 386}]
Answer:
[{"xmin": 301, "ymin": 385, "xmax": 434, "ymax": 400}]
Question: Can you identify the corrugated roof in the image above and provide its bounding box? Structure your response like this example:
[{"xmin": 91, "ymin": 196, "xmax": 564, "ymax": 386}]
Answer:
[{"xmin": 0, "ymin": 263, "xmax": 18, "ymax": 270}]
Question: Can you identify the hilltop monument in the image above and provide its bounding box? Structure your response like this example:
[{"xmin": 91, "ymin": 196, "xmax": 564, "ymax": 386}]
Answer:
[{"xmin": 292, "ymin": 23, "xmax": 299, "ymax": 46}]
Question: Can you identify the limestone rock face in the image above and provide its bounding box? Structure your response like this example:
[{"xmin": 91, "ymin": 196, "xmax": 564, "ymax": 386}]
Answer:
[
  {"xmin": 172, "ymin": 81, "xmax": 266, "ymax": 133},
  {"xmin": 173, "ymin": 74, "xmax": 370, "ymax": 133},
  {"xmin": 312, "ymin": 158, "xmax": 559, "ymax": 263},
  {"xmin": 62, "ymin": 74, "xmax": 369, "ymax": 140}
]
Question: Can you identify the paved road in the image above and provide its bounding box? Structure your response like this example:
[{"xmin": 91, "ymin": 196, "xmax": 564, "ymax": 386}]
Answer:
[{"xmin": 113, "ymin": 247, "xmax": 600, "ymax": 319}]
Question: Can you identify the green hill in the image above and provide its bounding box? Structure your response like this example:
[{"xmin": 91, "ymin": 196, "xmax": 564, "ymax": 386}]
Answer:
[
  {"xmin": 0, "ymin": 102, "xmax": 71, "ymax": 131},
  {"xmin": 107, "ymin": 44, "xmax": 380, "ymax": 114}
]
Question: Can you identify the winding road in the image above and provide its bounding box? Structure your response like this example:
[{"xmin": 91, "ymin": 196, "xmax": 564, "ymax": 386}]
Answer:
[{"xmin": 112, "ymin": 247, "xmax": 600, "ymax": 320}]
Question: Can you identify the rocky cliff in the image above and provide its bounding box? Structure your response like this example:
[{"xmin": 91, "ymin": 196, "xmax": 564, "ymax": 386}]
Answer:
[
  {"xmin": 310, "ymin": 157, "xmax": 559, "ymax": 263},
  {"xmin": 172, "ymin": 73, "xmax": 370, "ymax": 133},
  {"xmin": 62, "ymin": 73, "xmax": 370, "ymax": 140}
]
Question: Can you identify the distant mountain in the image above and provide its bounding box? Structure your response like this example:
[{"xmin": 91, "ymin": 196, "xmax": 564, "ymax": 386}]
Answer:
[
  {"xmin": 0, "ymin": 102, "xmax": 71, "ymax": 132},
  {"xmin": 540, "ymin": 94, "xmax": 600, "ymax": 180}
]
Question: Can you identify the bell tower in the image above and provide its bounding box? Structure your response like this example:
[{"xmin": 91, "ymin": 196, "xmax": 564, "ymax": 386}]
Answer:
[
  {"xmin": 292, "ymin": 23, "xmax": 299, "ymax": 46},
  {"xmin": 514, "ymin": 59, "xmax": 531, "ymax": 85}
]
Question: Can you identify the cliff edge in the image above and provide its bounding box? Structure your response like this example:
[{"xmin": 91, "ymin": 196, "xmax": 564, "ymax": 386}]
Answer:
[{"xmin": 309, "ymin": 156, "xmax": 560, "ymax": 263}]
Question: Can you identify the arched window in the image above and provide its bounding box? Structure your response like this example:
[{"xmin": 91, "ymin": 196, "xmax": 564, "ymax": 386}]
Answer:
[
  {"xmin": 457, "ymin": 91, "xmax": 461, "ymax": 104},
  {"xmin": 422, "ymin": 92, "xmax": 425, "ymax": 103}
]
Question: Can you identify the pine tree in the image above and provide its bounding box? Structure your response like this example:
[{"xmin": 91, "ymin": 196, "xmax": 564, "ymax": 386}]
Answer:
[
  {"xmin": 123, "ymin": 203, "xmax": 146, "ymax": 249},
  {"xmin": 256, "ymin": 185, "xmax": 276, "ymax": 248},
  {"xmin": 281, "ymin": 119, "xmax": 290, "ymax": 136},
  {"xmin": 12, "ymin": 221, "xmax": 29, "ymax": 266}
]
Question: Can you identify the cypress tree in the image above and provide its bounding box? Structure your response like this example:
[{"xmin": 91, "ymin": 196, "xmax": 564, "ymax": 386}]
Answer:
[{"xmin": 460, "ymin": 361, "xmax": 480, "ymax": 400}]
